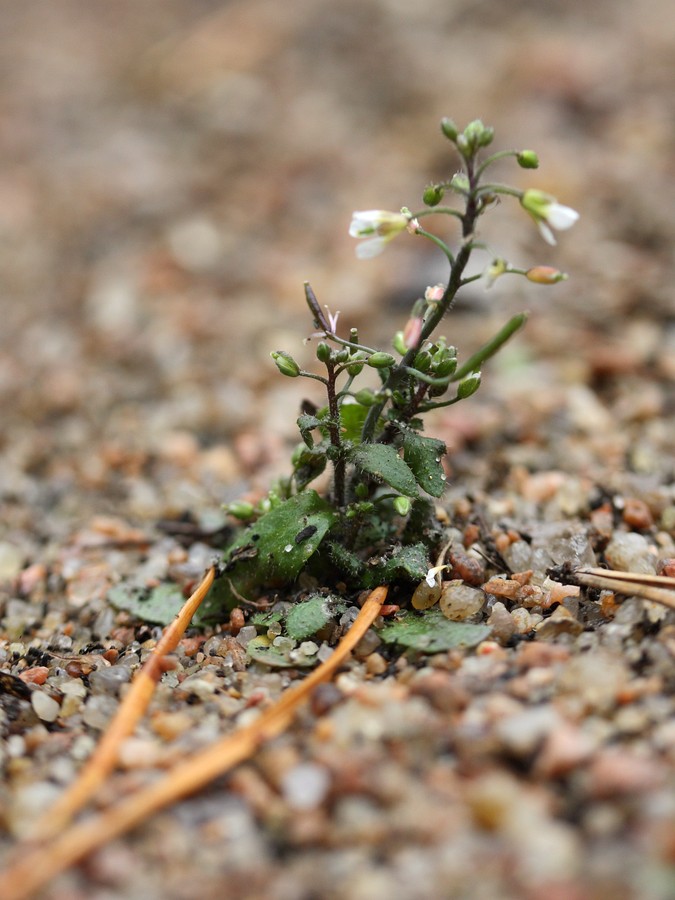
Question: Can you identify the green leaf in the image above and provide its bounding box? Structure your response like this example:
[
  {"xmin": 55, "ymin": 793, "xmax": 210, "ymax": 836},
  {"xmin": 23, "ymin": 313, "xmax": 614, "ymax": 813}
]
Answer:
[
  {"xmin": 297, "ymin": 414, "xmax": 321, "ymax": 448},
  {"xmin": 108, "ymin": 583, "xmax": 187, "ymax": 626},
  {"xmin": 246, "ymin": 636, "xmax": 315, "ymax": 669},
  {"xmin": 350, "ymin": 444, "xmax": 419, "ymax": 497},
  {"xmin": 364, "ymin": 542, "xmax": 430, "ymax": 587},
  {"xmin": 378, "ymin": 608, "xmax": 491, "ymax": 654},
  {"xmin": 338, "ymin": 402, "xmax": 369, "ymax": 442},
  {"xmin": 201, "ymin": 491, "xmax": 337, "ymax": 620},
  {"xmin": 285, "ymin": 594, "xmax": 346, "ymax": 640},
  {"xmin": 402, "ymin": 431, "xmax": 447, "ymax": 497}
]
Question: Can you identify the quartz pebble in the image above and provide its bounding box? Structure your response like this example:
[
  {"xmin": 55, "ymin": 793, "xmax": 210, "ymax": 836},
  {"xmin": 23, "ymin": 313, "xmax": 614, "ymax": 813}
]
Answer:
[
  {"xmin": 439, "ymin": 581, "xmax": 485, "ymax": 620},
  {"xmin": 280, "ymin": 762, "xmax": 331, "ymax": 810},
  {"xmin": 30, "ymin": 691, "xmax": 60, "ymax": 722}
]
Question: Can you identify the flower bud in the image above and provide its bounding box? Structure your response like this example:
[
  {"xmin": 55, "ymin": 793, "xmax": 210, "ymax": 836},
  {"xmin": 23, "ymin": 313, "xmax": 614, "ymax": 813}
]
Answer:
[
  {"xmin": 433, "ymin": 355, "xmax": 458, "ymax": 378},
  {"xmin": 316, "ymin": 342, "xmax": 331, "ymax": 363},
  {"xmin": 440, "ymin": 117, "xmax": 458, "ymax": 141},
  {"xmin": 226, "ymin": 500, "xmax": 255, "ymax": 520},
  {"xmin": 424, "ymin": 284, "xmax": 445, "ymax": 303},
  {"xmin": 367, "ymin": 352, "xmax": 396, "ymax": 369},
  {"xmin": 403, "ymin": 315, "xmax": 423, "ymax": 349},
  {"xmin": 348, "ymin": 351, "xmax": 367, "ymax": 376},
  {"xmin": 355, "ymin": 482, "xmax": 369, "ymax": 499},
  {"xmin": 392, "ymin": 331, "xmax": 407, "ymax": 355},
  {"xmin": 271, "ymin": 350, "xmax": 300, "ymax": 377},
  {"xmin": 393, "ymin": 496, "xmax": 411, "ymax": 516},
  {"xmin": 517, "ymin": 150, "xmax": 539, "ymax": 169},
  {"xmin": 422, "ymin": 184, "xmax": 444, "ymax": 206},
  {"xmin": 413, "ymin": 350, "xmax": 432, "ymax": 373},
  {"xmin": 354, "ymin": 389, "xmax": 377, "ymax": 407},
  {"xmin": 526, "ymin": 266, "xmax": 568, "ymax": 284},
  {"xmin": 457, "ymin": 371, "xmax": 481, "ymax": 399}
]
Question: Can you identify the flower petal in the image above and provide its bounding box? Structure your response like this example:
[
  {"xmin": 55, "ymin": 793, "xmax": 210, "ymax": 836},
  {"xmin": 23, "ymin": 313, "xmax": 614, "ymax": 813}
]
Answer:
[
  {"xmin": 355, "ymin": 236, "xmax": 388, "ymax": 258},
  {"xmin": 546, "ymin": 203, "xmax": 579, "ymax": 230}
]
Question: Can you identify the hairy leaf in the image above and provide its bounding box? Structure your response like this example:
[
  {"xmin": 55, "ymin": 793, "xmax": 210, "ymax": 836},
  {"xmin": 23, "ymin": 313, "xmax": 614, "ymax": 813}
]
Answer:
[
  {"xmin": 402, "ymin": 431, "xmax": 447, "ymax": 497},
  {"xmin": 108, "ymin": 583, "xmax": 187, "ymax": 626},
  {"xmin": 285, "ymin": 594, "xmax": 346, "ymax": 640},
  {"xmin": 350, "ymin": 443, "xmax": 419, "ymax": 497},
  {"xmin": 201, "ymin": 491, "xmax": 337, "ymax": 620},
  {"xmin": 378, "ymin": 608, "xmax": 491, "ymax": 654}
]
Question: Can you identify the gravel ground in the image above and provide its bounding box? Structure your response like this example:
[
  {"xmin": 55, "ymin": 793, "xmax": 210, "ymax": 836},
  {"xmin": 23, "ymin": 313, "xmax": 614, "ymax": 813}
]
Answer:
[{"xmin": 1, "ymin": 2, "xmax": 674, "ymax": 898}]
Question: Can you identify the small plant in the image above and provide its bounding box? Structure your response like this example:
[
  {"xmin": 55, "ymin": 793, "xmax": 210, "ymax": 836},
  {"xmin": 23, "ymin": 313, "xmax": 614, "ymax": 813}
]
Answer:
[{"xmin": 203, "ymin": 118, "xmax": 578, "ymax": 620}]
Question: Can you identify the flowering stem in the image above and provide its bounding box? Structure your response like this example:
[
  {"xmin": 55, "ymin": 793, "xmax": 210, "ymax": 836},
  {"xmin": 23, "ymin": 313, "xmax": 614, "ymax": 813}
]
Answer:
[
  {"xmin": 475, "ymin": 149, "xmax": 519, "ymax": 179},
  {"xmin": 360, "ymin": 157, "xmax": 482, "ymax": 444}
]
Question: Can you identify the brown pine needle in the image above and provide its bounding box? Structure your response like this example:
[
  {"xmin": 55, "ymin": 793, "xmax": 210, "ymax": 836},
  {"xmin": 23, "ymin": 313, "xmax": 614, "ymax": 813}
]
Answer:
[
  {"xmin": 575, "ymin": 566, "xmax": 675, "ymax": 610},
  {"xmin": 0, "ymin": 585, "xmax": 388, "ymax": 900},
  {"xmin": 31, "ymin": 566, "xmax": 216, "ymax": 842}
]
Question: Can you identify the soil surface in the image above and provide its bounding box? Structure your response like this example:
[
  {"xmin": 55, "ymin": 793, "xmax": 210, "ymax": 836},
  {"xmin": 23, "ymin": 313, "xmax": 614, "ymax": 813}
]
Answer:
[{"xmin": 1, "ymin": 2, "xmax": 674, "ymax": 899}]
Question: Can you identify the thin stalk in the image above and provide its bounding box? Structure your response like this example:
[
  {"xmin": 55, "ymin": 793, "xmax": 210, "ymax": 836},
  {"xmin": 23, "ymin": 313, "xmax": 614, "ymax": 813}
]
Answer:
[{"xmin": 325, "ymin": 359, "xmax": 346, "ymax": 508}]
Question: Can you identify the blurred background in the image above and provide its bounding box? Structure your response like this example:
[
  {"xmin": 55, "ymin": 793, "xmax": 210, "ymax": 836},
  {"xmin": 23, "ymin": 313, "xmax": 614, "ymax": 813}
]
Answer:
[{"xmin": 1, "ymin": 0, "xmax": 673, "ymax": 532}]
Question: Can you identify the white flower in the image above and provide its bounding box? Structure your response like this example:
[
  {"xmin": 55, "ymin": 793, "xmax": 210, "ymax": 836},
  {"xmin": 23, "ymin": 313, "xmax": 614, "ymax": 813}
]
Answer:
[
  {"xmin": 349, "ymin": 210, "xmax": 410, "ymax": 258},
  {"xmin": 520, "ymin": 189, "xmax": 579, "ymax": 246}
]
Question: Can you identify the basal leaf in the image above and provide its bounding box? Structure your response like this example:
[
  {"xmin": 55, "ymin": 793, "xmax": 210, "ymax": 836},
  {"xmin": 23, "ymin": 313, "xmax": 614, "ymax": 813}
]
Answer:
[
  {"xmin": 364, "ymin": 542, "xmax": 430, "ymax": 587},
  {"xmin": 350, "ymin": 443, "xmax": 419, "ymax": 498},
  {"xmin": 402, "ymin": 431, "xmax": 447, "ymax": 498},
  {"xmin": 378, "ymin": 608, "xmax": 491, "ymax": 654},
  {"xmin": 285, "ymin": 594, "xmax": 346, "ymax": 640},
  {"xmin": 201, "ymin": 491, "xmax": 337, "ymax": 620},
  {"xmin": 108, "ymin": 583, "xmax": 187, "ymax": 626},
  {"xmin": 246, "ymin": 636, "xmax": 314, "ymax": 668}
]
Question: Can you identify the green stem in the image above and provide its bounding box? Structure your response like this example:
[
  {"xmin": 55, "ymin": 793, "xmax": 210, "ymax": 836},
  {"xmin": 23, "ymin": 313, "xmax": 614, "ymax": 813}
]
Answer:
[
  {"xmin": 360, "ymin": 156, "xmax": 482, "ymax": 444},
  {"xmin": 475, "ymin": 149, "xmax": 519, "ymax": 179},
  {"xmin": 450, "ymin": 312, "xmax": 528, "ymax": 382}
]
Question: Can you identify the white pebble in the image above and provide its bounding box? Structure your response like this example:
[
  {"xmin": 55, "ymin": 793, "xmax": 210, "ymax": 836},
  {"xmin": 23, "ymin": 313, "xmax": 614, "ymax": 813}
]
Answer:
[
  {"xmin": 281, "ymin": 762, "xmax": 330, "ymax": 810},
  {"xmin": 31, "ymin": 691, "xmax": 60, "ymax": 723}
]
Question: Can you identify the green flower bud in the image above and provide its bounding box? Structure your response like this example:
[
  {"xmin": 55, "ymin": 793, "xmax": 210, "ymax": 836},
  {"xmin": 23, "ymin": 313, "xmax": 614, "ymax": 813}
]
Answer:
[
  {"xmin": 393, "ymin": 496, "xmax": 411, "ymax": 516},
  {"xmin": 433, "ymin": 356, "xmax": 458, "ymax": 378},
  {"xmin": 316, "ymin": 342, "xmax": 331, "ymax": 363},
  {"xmin": 457, "ymin": 371, "xmax": 482, "ymax": 399},
  {"xmin": 391, "ymin": 390, "xmax": 407, "ymax": 406},
  {"xmin": 335, "ymin": 348, "xmax": 350, "ymax": 363},
  {"xmin": 450, "ymin": 172, "xmax": 470, "ymax": 193},
  {"xmin": 347, "ymin": 350, "xmax": 367, "ymax": 377},
  {"xmin": 392, "ymin": 331, "xmax": 407, "ymax": 355},
  {"xmin": 271, "ymin": 350, "xmax": 300, "ymax": 377},
  {"xmin": 367, "ymin": 351, "xmax": 396, "ymax": 369},
  {"xmin": 354, "ymin": 483, "xmax": 369, "ymax": 499},
  {"xmin": 226, "ymin": 500, "xmax": 255, "ymax": 520},
  {"xmin": 517, "ymin": 149, "xmax": 539, "ymax": 169},
  {"xmin": 413, "ymin": 350, "xmax": 432, "ymax": 373},
  {"xmin": 422, "ymin": 184, "xmax": 444, "ymax": 206},
  {"xmin": 462, "ymin": 120, "xmax": 494, "ymax": 153},
  {"xmin": 354, "ymin": 389, "xmax": 377, "ymax": 407},
  {"xmin": 440, "ymin": 117, "xmax": 458, "ymax": 141}
]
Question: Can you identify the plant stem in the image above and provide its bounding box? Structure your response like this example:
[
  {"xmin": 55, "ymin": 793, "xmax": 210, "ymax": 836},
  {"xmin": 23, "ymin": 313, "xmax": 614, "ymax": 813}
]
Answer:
[
  {"xmin": 360, "ymin": 157, "xmax": 481, "ymax": 444},
  {"xmin": 325, "ymin": 359, "xmax": 346, "ymax": 508}
]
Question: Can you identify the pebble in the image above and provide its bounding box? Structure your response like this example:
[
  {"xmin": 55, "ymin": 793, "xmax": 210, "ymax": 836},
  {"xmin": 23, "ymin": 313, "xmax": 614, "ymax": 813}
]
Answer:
[
  {"xmin": 31, "ymin": 691, "xmax": 61, "ymax": 722},
  {"xmin": 280, "ymin": 762, "xmax": 331, "ymax": 810},
  {"xmin": 535, "ymin": 606, "xmax": 584, "ymax": 640},
  {"xmin": 0, "ymin": 541, "xmax": 24, "ymax": 581},
  {"xmin": 89, "ymin": 665, "xmax": 132, "ymax": 695},
  {"xmin": 496, "ymin": 705, "xmax": 561, "ymax": 758},
  {"xmin": 604, "ymin": 532, "xmax": 656, "ymax": 574},
  {"xmin": 439, "ymin": 582, "xmax": 485, "ymax": 620},
  {"xmin": 486, "ymin": 601, "xmax": 516, "ymax": 643},
  {"xmin": 82, "ymin": 694, "xmax": 119, "ymax": 730}
]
